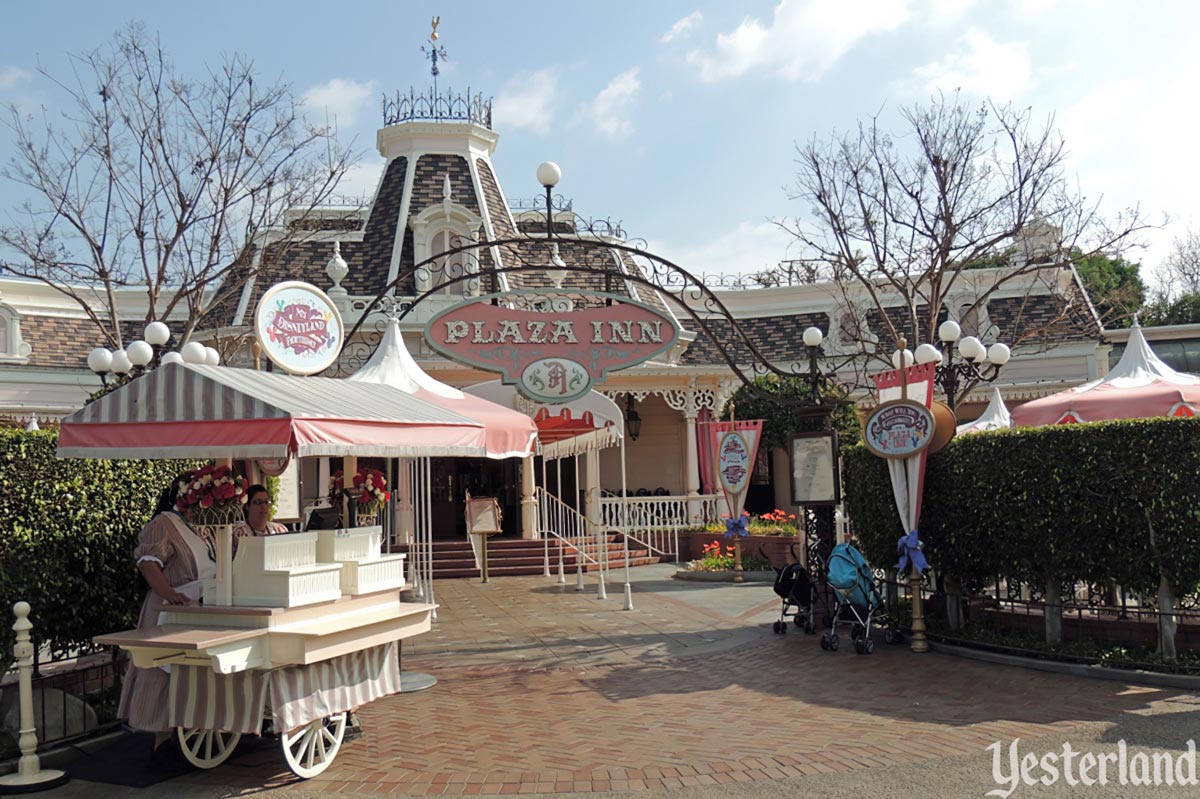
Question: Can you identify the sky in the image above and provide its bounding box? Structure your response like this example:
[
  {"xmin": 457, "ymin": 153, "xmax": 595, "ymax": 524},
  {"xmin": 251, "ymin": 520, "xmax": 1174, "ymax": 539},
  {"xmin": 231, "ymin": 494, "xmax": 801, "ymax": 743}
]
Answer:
[{"xmin": 1, "ymin": 0, "xmax": 1197, "ymax": 287}]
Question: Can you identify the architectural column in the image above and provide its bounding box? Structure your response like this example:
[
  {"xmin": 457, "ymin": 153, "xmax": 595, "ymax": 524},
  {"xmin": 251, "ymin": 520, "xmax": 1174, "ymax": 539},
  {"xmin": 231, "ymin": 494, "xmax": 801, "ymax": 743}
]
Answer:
[
  {"xmin": 585, "ymin": 450, "xmax": 602, "ymax": 533},
  {"xmin": 683, "ymin": 412, "xmax": 700, "ymax": 497},
  {"xmin": 397, "ymin": 458, "xmax": 415, "ymax": 545},
  {"xmin": 520, "ymin": 455, "xmax": 538, "ymax": 540}
]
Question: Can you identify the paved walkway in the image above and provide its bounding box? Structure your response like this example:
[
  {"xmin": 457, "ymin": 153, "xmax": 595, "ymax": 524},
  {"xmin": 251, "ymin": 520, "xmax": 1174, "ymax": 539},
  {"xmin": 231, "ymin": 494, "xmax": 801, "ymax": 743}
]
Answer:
[{"xmin": 50, "ymin": 564, "xmax": 1200, "ymax": 798}]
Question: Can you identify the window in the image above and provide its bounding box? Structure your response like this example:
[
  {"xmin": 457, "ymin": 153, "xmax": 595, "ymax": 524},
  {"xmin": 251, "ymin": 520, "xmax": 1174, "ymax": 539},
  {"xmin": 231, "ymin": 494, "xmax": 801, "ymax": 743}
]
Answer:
[{"xmin": 430, "ymin": 229, "xmax": 467, "ymax": 295}]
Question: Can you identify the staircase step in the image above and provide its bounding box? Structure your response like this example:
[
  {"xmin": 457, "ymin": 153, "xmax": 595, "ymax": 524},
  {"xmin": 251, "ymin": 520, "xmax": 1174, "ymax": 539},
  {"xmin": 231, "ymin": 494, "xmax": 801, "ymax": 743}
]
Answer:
[{"xmin": 389, "ymin": 535, "xmax": 666, "ymax": 579}]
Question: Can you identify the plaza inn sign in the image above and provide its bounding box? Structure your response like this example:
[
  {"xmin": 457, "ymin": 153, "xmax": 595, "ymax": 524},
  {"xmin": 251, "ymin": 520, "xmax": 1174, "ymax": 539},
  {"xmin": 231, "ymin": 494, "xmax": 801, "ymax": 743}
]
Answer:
[{"xmin": 425, "ymin": 291, "xmax": 680, "ymax": 403}]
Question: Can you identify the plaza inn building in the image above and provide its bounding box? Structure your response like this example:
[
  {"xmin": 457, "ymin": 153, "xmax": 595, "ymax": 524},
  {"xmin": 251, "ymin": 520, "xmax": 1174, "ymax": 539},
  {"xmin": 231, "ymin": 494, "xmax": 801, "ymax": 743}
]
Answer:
[{"xmin": 0, "ymin": 87, "xmax": 1156, "ymax": 543}]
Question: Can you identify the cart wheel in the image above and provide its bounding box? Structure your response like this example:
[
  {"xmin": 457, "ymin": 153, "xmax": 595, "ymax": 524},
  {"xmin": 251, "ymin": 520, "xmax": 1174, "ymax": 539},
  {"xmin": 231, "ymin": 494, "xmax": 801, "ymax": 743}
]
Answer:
[
  {"xmin": 864, "ymin": 639, "xmax": 875, "ymax": 655},
  {"xmin": 176, "ymin": 727, "xmax": 242, "ymax": 770},
  {"xmin": 828, "ymin": 634, "xmax": 840, "ymax": 652},
  {"xmin": 281, "ymin": 711, "xmax": 347, "ymax": 779}
]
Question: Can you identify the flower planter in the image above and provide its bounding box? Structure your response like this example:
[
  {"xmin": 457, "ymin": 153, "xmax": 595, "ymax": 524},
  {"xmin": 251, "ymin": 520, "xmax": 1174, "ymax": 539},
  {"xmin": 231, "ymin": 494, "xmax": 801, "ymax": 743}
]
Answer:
[{"xmin": 678, "ymin": 532, "xmax": 804, "ymax": 571}]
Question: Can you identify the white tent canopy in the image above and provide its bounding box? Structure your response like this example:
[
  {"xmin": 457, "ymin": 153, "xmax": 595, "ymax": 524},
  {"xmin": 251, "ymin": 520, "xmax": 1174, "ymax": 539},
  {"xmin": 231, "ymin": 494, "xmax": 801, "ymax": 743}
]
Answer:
[{"xmin": 957, "ymin": 387, "xmax": 1012, "ymax": 434}]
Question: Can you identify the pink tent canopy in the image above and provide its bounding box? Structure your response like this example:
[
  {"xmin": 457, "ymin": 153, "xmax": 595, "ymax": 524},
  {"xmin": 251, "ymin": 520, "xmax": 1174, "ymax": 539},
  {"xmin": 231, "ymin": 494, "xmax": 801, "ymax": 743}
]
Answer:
[
  {"xmin": 1011, "ymin": 322, "xmax": 1200, "ymax": 427},
  {"xmin": 58, "ymin": 361, "xmax": 493, "ymax": 459},
  {"xmin": 348, "ymin": 319, "xmax": 538, "ymax": 459}
]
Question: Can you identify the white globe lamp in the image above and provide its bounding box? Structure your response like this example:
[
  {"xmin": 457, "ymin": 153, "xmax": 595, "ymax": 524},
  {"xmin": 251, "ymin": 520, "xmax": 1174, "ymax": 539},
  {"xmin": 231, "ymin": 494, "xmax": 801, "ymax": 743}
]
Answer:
[
  {"xmin": 802, "ymin": 327, "xmax": 824, "ymax": 348},
  {"xmin": 110, "ymin": 349, "xmax": 133, "ymax": 375},
  {"xmin": 143, "ymin": 321, "xmax": 171, "ymax": 347},
  {"xmin": 180, "ymin": 341, "xmax": 208, "ymax": 364},
  {"xmin": 160, "ymin": 351, "xmax": 184, "ymax": 366},
  {"xmin": 204, "ymin": 347, "xmax": 221, "ymax": 366},
  {"xmin": 891, "ymin": 348, "xmax": 915, "ymax": 369},
  {"xmin": 87, "ymin": 347, "xmax": 113, "ymax": 375},
  {"xmin": 938, "ymin": 320, "xmax": 962, "ymax": 343},
  {"xmin": 914, "ymin": 343, "xmax": 943, "ymax": 365},
  {"xmin": 958, "ymin": 336, "xmax": 986, "ymax": 362},
  {"xmin": 987, "ymin": 342, "xmax": 1011, "ymax": 366},
  {"xmin": 536, "ymin": 161, "xmax": 561, "ymax": 188},
  {"xmin": 126, "ymin": 340, "xmax": 153, "ymax": 368}
]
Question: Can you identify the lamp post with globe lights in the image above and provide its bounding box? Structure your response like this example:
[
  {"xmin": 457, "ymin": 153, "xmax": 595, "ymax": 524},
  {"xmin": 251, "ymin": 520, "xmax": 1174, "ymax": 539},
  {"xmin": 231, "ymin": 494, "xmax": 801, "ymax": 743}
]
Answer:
[
  {"xmin": 537, "ymin": 161, "xmax": 568, "ymax": 289},
  {"xmin": 892, "ymin": 321, "xmax": 1013, "ymax": 416},
  {"xmin": 86, "ymin": 321, "xmax": 220, "ymax": 391}
]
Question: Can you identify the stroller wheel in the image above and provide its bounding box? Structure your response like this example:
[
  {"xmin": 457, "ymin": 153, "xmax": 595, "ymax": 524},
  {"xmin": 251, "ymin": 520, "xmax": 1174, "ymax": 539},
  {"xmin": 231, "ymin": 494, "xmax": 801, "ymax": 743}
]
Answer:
[
  {"xmin": 864, "ymin": 639, "xmax": 875, "ymax": 655},
  {"xmin": 883, "ymin": 629, "xmax": 895, "ymax": 645},
  {"xmin": 820, "ymin": 633, "xmax": 830, "ymax": 650},
  {"xmin": 772, "ymin": 621, "xmax": 784, "ymax": 634},
  {"xmin": 890, "ymin": 630, "xmax": 905, "ymax": 645},
  {"xmin": 854, "ymin": 638, "xmax": 865, "ymax": 655},
  {"xmin": 828, "ymin": 634, "xmax": 840, "ymax": 652},
  {"xmin": 793, "ymin": 615, "xmax": 806, "ymax": 629}
]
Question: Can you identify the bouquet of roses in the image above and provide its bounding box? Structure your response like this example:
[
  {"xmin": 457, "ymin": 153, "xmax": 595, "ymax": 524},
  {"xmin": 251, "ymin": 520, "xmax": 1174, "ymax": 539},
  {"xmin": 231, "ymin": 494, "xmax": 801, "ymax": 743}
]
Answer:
[
  {"xmin": 331, "ymin": 467, "xmax": 391, "ymax": 512},
  {"xmin": 175, "ymin": 464, "xmax": 248, "ymax": 526}
]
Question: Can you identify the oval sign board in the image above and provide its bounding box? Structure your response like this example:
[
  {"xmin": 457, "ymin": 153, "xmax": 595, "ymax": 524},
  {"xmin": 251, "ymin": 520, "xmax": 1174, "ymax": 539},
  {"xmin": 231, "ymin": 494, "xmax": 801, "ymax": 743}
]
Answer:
[
  {"xmin": 425, "ymin": 290, "xmax": 680, "ymax": 404},
  {"xmin": 717, "ymin": 430, "xmax": 752, "ymax": 497},
  {"xmin": 254, "ymin": 281, "xmax": 343, "ymax": 375},
  {"xmin": 863, "ymin": 399, "xmax": 936, "ymax": 459}
]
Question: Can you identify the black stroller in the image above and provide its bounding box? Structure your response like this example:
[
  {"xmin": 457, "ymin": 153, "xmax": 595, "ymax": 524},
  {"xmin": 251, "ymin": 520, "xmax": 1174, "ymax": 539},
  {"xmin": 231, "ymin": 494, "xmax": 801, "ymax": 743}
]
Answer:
[{"xmin": 765, "ymin": 543, "xmax": 817, "ymax": 635}]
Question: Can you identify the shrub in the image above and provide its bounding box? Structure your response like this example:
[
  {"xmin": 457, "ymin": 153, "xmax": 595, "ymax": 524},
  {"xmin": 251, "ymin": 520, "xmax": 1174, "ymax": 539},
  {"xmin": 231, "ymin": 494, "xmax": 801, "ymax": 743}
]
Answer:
[
  {"xmin": 843, "ymin": 416, "xmax": 1200, "ymax": 598},
  {"xmin": 0, "ymin": 428, "xmax": 198, "ymax": 657}
]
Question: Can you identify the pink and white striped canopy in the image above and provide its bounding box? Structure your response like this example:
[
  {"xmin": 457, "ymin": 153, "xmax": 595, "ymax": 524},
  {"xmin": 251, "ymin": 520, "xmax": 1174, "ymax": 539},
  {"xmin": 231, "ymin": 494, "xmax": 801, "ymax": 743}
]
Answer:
[{"xmin": 58, "ymin": 362, "xmax": 492, "ymax": 460}]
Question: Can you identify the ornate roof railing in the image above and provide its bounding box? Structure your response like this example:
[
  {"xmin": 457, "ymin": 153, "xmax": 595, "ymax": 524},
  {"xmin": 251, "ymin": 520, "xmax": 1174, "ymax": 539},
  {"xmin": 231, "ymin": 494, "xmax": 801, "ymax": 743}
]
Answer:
[{"xmin": 382, "ymin": 87, "xmax": 492, "ymax": 128}]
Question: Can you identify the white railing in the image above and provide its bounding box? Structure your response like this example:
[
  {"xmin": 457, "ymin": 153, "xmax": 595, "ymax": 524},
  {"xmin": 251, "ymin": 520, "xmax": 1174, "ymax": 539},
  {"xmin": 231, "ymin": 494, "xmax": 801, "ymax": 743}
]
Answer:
[
  {"xmin": 536, "ymin": 487, "xmax": 608, "ymax": 596},
  {"xmin": 599, "ymin": 493, "xmax": 721, "ymax": 559}
]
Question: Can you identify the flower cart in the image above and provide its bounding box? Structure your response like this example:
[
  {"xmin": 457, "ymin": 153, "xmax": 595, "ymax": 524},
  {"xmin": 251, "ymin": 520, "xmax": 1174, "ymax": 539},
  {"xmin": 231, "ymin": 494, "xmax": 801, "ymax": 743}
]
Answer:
[{"xmin": 57, "ymin": 361, "xmax": 533, "ymax": 778}]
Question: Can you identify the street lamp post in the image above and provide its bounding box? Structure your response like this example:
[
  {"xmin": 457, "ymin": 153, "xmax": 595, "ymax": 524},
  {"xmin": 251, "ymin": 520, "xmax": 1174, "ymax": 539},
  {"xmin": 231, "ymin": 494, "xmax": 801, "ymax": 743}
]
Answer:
[
  {"xmin": 929, "ymin": 320, "xmax": 1011, "ymax": 415},
  {"xmin": 85, "ymin": 322, "xmax": 219, "ymax": 390},
  {"xmin": 537, "ymin": 161, "xmax": 567, "ymax": 289}
]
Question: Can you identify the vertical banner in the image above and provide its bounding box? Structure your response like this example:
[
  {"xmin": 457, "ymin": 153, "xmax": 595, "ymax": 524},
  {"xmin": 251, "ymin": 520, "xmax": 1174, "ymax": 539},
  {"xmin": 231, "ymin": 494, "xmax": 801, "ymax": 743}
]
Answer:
[
  {"xmin": 869, "ymin": 362, "xmax": 937, "ymax": 536},
  {"xmin": 711, "ymin": 421, "xmax": 763, "ymax": 520}
]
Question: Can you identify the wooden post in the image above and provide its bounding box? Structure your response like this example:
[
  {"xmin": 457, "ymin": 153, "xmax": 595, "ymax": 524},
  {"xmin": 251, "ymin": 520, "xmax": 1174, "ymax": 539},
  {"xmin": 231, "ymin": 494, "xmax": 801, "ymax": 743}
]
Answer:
[{"xmin": 0, "ymin": 603, "xmax": 68, "ymax": 793}]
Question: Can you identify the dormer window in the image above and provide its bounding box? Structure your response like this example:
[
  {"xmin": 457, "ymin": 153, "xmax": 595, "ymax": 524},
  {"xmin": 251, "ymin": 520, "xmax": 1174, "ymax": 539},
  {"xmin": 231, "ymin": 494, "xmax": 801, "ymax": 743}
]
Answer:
[
  {"xmin": 0, "ymin": 303, "xmax": 31, "ymax": 364},
  {"xmin": 430, "ymin": 229, "xmax": 467, "ymax": 295}
]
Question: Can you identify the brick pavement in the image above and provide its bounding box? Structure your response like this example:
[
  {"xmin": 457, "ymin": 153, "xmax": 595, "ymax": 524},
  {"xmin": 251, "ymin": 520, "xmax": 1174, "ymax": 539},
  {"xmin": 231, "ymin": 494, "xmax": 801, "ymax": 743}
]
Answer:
[{"xmin": 57, "ymin": 566, "xmax": 1194, "ymax": 797}]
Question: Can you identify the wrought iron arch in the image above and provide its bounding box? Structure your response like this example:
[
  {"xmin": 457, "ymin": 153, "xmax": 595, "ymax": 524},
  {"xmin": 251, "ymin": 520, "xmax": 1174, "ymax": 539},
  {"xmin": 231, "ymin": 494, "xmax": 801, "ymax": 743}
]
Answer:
[{"xmin": 333, "ymin": 229, "xmax": 851, "ymax": 407}]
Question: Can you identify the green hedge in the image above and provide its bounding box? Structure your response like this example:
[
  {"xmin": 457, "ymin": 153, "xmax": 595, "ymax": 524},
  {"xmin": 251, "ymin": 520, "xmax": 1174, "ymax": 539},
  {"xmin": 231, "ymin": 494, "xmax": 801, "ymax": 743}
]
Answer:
[
  {"xmin": 843, "ymin": 417, "xmax": 1200, "ymax": 596},
  {"xmin": 0, "ymin": 429, "xmax": 198, "ymax": 657}
]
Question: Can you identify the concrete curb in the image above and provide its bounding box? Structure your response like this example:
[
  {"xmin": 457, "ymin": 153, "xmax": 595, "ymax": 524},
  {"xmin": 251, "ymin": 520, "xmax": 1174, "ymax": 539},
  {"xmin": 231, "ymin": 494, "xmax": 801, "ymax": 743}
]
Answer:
[
  {"xmin": 672, "ymin": 570, "xmax": 776, "ymax": 583},
  {"xmin": 928, "ymin": 641, "xmax": 1200, "ymax": 690}
]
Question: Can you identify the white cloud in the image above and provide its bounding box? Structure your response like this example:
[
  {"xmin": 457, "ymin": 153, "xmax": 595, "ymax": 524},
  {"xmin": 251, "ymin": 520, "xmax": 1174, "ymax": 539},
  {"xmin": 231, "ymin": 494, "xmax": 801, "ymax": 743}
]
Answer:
[
  {"xmin": 686, "ymin": 0, "xmax": 910, "ymax": 82},
  {"xmin": 577, "ymin": 67, "xmax": 641, "ymax": 140},
  {"xmin": 0, "ymin": 66, "xmax": 31, "ymax": 90},
  {"xmin": 661, "ymin": 11, "xmax": 703, "ymax": 44},
  {"xmin": 303, "ymin": 78, "xmax": 375, "ymax": 129},
  {"xmin": 920, "ymin": 0, "xmax": 978, "ymax": 24},
  {"xmin": 492, "ymin": 69, "xmax": 559, "ymax": 135},
  {"xmin": 912, "ymin": 28, "xmax": 1033, "ymax": 99},
  {"xmin": 651, "ymin": 220, "xmax": 795, "ymax": 278}
]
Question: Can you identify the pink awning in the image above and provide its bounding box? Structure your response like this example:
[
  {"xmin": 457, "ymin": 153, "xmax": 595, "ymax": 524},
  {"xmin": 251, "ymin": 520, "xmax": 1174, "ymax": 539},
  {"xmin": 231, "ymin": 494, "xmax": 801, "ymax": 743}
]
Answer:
[
  {"xmin": 57, "ymin": 362, "xmax": 493, "ymax": 459},
  {"xmin": 1012, "ymin": 323, "xmax": 1200, "ymax": 427}
]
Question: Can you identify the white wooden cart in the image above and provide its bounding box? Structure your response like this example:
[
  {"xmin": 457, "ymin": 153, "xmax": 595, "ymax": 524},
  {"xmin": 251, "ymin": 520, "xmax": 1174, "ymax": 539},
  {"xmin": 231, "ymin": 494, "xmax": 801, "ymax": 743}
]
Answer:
[{"xmin": 57, "ymin": 362, "xmax": 525, "ymax": 778}]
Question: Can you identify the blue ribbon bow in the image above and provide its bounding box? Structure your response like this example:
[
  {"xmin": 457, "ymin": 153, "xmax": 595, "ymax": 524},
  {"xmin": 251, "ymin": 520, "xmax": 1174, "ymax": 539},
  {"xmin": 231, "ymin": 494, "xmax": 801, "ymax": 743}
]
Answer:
[
  {"xmin": 724, "ymin": 515, "xmax": 750, "ymax": 538},
  {"xmin": 897, "ymin": 529, "xmax": 928, "ymax": 573}
]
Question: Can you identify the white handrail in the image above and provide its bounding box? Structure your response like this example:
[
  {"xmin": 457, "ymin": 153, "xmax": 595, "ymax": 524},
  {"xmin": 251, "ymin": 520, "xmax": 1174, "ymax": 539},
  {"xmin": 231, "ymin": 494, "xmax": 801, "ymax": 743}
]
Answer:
[
  {"xmin": 599, "ymin": 493, "xmax": 721, "ymax": 558},
  {"xmin": 537, "ymin": 487, "xmax": 606, "ymax": 595}
]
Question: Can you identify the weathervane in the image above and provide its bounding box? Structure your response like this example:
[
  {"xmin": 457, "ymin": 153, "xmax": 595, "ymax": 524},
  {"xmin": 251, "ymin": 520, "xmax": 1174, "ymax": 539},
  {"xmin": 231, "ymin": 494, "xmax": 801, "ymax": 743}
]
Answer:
[{"xmin": 421, "ymin": 16, "xmax": 448, "ymax": 93}]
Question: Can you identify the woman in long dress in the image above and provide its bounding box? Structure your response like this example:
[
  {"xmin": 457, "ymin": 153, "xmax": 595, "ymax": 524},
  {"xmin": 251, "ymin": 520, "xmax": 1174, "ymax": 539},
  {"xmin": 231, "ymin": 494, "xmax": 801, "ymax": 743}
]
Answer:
[{"xmin": 117, "ymin": 475, "xmax": 218, "ymax": 737}]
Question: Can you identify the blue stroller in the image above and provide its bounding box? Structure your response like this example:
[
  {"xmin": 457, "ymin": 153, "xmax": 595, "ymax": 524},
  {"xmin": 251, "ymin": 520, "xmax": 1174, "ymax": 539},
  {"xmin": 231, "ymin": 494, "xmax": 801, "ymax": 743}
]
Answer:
[{"xmin": 819, "ymin": 543, "xmax": 902, "ymax": 655}]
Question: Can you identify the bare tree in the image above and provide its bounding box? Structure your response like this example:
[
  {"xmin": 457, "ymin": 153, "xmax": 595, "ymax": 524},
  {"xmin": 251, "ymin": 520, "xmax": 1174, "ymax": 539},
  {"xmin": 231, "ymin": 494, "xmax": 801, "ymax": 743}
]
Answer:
[
  {"xmin": 780, "ymin": 92, "xmax": 1149, "ymax": 359},
  {"xmin": 0, "ymin": 23, "xmax": 356, "ymax": 347},
  {"xmin": 1158, "ymin": 228, "xmax": 1200, "ymax": 299}
]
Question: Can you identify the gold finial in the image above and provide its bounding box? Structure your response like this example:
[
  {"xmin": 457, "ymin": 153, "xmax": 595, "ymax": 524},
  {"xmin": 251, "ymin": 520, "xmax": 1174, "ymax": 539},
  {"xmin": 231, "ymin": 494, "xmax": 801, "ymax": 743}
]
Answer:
[{"xmin": 431, "ymin": 16, "xmax": 440, "ymax": 41}]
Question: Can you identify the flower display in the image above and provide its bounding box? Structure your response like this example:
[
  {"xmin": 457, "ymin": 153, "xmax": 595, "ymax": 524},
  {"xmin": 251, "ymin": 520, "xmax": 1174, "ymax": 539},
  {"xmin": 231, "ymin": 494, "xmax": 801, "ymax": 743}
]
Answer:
[
  {"xmin": 330, "ymin": 467, "xmax": 391, "ymax": 512},
  {"xmin": 707, "ymin": 508, "xmax": 801, "ymax": 537},
  {"xmin": 175, "ymin": 464, "xmax": 248, "ymax": 526}
]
